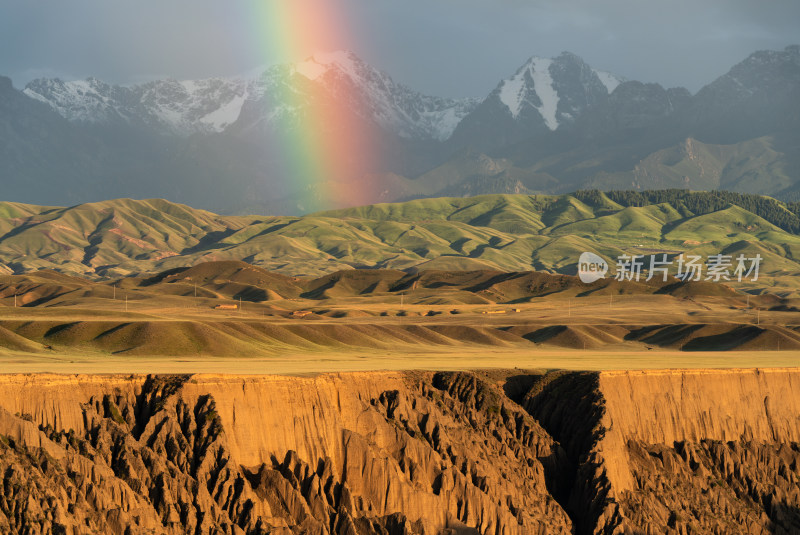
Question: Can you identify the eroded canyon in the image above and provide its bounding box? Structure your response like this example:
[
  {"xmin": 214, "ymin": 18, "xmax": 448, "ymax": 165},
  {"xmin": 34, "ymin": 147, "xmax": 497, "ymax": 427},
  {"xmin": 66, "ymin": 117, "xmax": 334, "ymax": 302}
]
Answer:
[{"xmin": 0, "ymin": 369, "xmax": 798, "ymax": 534}]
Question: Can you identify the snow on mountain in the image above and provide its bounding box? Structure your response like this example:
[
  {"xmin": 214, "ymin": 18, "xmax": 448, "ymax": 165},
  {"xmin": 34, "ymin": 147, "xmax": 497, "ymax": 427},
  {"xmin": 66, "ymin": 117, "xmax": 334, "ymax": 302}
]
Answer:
[
  {"xmin": 23, "ymin": 51, "xmax": 477, "ymax": 142},
  {"xmin": 138, "ymin": 78, "xmax": 251, "ymax": 132},
  {"xmin": 499, "ymin": 57, "xmax": 559, "ymax": 129},
  {"xmin": 21, "ymin": 51, "xmax": 627, "ymax": 143},
  {"xmin": 23, "ymin": 78, "xmax": 132, "ymax": 124},
  {"xmin": 24, "ymin": 76, "xmax": 251, "ymax": 134},
  {"xmin": 449, "ymin": 52, "xmax": 617, "ymax": 153},
  {"xmin": 293, "ymin": 51, "xmax": 360, "ymax": 82},
  {"xmin": 593, "ymin": 70, "xmax": 624, "ymax": 93},
  {"xmin": 492, "ymin": 53, "xmax": 614, "ymax": 132},
  {"xmin": 288, "ymin": 51, "xmax": 479, "ymax": 141},
  {"xmin": 197, "ymin": 94, "xmax": 247, "ymax": 131}
]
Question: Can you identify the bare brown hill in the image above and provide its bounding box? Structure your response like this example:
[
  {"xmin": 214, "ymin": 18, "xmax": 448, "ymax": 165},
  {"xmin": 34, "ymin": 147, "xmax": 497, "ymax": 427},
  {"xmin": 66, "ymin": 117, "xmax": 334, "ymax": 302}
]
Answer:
[
  {"xmin": 0, "ymin": 369, "xmax": 797, "ymax": 534},
  {"xmin": 1, "ymin": 261, "xmax": 743, "ymax": 309},
  {"xmin": 1, "ymin": 262, "xmax": 795, "ymax": 355},
  {"xmin": 130, "ymin": 260, "xmax": 306, "ymax": 300},
  {"xmin": 0, "ymin": 270, "xmax": 110, "ymax": 307},
  {"xmin": 301, "ymin": 269, "xmax": 408, "ymax": 299},
  {"xmin": 121, "ymin": 262, "xmax": 744, "ymax": 303},
  {"xmin": 2, "ymin": 316, "xmax": 800, "ymax": 356}
]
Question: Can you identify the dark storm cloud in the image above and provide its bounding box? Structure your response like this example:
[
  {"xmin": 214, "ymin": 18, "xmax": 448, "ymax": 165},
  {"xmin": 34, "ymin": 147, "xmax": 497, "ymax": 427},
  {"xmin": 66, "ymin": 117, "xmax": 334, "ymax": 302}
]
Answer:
[
  {"xmin": 352, "ymin": 0, "xmax": 800, "ymax": 96},
  {"xmin": 0, "ymin": 1, "xmax": 265, "ymax": 85},
  {"xmin": 1, "ymin": 0, "xmax": 798, "ymax": 96}
]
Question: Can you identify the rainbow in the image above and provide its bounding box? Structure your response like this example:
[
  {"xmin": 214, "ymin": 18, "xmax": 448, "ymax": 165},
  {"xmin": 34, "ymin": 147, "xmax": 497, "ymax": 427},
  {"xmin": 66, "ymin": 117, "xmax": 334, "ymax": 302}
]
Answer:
[{"xmin": 252, "ymin": 0, "xmax": 379, "ymax": 212}]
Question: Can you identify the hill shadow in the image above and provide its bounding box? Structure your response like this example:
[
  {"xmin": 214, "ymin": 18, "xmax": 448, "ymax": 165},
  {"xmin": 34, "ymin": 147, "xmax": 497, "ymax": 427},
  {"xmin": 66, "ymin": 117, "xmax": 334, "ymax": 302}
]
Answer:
[
  {"xmin": 178, "ymin": 228, "xmax": 252, "ymax": 255},
  {"xmin": 682, "ymin": 325, "xmax": 763, "ymax": 351},
  {"xmin": 624, "ymin": 324, "xmax": 706, "ymax": 347},
  {"xmin": 522, "ymin": 325, "xmax": 567, "ymax": 343}
]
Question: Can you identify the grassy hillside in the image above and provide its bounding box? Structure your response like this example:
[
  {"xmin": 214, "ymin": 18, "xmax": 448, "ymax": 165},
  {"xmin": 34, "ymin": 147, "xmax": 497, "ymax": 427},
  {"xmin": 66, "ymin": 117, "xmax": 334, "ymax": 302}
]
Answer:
[{"xmin": 1, "ymin": 192, "xmax": 799, "ymax": 293}]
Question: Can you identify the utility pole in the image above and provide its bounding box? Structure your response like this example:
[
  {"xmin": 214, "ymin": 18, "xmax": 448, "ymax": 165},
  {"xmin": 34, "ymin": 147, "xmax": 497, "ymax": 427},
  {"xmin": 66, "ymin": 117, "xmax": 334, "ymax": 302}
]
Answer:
[{"xmin": 125, "ymin": 295, "xmax": 128, "ymax": 313}]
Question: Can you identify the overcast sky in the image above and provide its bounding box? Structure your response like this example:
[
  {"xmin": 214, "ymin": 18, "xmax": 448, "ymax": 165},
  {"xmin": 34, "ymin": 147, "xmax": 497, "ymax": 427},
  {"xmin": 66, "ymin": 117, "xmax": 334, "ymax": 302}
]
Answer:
[{"xmin": 1, "ymin": 0, "xmax": 798, "ymax": 97}]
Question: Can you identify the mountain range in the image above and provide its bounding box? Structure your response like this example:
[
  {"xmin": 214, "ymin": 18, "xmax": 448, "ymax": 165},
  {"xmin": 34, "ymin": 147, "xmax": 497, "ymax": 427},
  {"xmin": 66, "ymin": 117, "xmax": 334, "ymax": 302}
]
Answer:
[{"xmin": 1, "ymin": 46, "xmax": 799, "ymax": 213}]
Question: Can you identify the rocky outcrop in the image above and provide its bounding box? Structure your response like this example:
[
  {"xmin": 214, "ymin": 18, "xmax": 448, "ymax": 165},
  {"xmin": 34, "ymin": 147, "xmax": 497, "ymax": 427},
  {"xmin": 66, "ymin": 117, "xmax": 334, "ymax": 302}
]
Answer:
[
  {"xmin": 0, "ymin": 372, "xmax": 573, "ymax": 534},
  {"xmin": 0, "ymin": 368, "xmax": 798, "ymax": 534},
  {"xmin": 522, "ymin": 368, "xmax": 800, "ymax": 534}
]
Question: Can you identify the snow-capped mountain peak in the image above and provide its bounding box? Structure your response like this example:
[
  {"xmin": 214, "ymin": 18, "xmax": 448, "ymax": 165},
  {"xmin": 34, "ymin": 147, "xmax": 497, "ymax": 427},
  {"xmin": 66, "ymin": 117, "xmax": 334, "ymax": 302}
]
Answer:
[
  {"xmin": 499, "ymin": 56, "xmax": 560, "ymax": 129},
  {"xmin": 294, "ymin": 50, "xmax": 361, "ymax": 81},
  {"xmin": 489, "ymin": 52, "xmax": 620, "ymax": 131}
]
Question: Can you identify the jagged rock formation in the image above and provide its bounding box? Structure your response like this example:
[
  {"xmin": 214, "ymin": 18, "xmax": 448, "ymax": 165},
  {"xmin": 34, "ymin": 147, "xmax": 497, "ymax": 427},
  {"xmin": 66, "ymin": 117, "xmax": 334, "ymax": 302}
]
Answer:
[
  {"xmin": 521, "ymin": 369, "xmax": 800, "ymax": 534},
  {"xmin": 0, "ymin": 368, "xmax": 798, "ymax": 534},
  {"xmin": 0, "ymin": 373, "xmax": 572, "ymax": 534}
]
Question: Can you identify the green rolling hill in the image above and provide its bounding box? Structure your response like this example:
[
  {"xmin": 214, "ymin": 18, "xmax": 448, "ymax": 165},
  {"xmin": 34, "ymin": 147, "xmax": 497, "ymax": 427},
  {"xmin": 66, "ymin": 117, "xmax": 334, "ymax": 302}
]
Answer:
[{"xmin": 1, "ymin": 191, "xmax": 799, "ymax": 293}]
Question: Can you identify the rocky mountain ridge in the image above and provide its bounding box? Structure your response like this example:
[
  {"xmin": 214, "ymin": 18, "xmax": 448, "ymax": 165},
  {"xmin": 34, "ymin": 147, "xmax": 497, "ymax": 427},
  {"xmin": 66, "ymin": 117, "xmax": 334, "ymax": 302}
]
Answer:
[
  {"xmin": 22, "ymin": 51, "xmax": 478, "ymax": 142},
  {"xmin": 2, "ymin": 46, "xmax": 799, "ymax": 212}
]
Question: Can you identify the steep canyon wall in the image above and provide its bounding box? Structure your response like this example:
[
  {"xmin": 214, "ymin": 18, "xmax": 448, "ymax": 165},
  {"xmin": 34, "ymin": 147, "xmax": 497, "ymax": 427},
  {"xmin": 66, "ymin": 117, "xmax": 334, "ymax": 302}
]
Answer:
[{"xmin": 0, "ymin": 369, "xmax": 797, "ymax": 534}]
